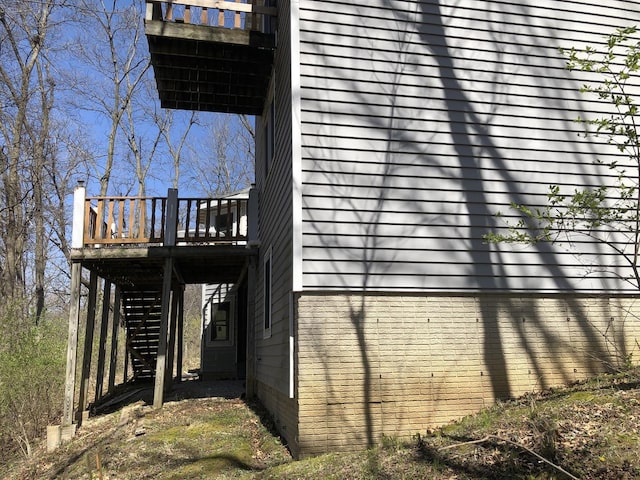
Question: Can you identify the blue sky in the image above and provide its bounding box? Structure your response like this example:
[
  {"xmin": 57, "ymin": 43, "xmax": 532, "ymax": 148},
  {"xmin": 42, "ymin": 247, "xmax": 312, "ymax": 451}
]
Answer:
[{"xmin": 50, "ymin": 0, "xmax": 255, "ymax": 199}]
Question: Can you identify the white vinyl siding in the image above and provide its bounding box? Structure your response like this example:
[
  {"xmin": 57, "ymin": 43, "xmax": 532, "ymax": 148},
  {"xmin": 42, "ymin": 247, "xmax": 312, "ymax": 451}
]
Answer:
[
  {"xmin": 254, "ymin": 0, "xmax": 296, "ymax": 395},
  {"xmin": 297, "ymin": 0, "xmax": 640, "ymax": 293}
]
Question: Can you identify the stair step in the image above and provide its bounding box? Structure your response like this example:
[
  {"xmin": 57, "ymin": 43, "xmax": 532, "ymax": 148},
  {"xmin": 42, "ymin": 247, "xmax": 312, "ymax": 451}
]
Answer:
[{"xmin": 121, "ymin": 288, "xmax": 167, "ymax": 382}]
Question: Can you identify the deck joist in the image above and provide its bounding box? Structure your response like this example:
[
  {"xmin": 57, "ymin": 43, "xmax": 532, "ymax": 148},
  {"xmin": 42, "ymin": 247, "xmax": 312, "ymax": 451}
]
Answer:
[
  {"xmin": 146, "ymin": 20, "xmax": 274, "ymax": 114},
  {"xmin": 71, "ymin": 245, "xmax": 256, "ymax": 288}
]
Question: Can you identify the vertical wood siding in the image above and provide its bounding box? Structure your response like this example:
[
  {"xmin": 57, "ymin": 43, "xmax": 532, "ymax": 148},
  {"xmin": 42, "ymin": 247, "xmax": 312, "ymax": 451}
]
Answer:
[{"xmin": 297, "ymin": 0, "xmax": 640, "ymax": 292}]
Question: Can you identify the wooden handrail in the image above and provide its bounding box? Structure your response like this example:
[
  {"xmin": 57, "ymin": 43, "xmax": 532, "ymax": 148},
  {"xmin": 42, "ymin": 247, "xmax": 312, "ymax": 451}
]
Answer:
[
  {"xmin": 177, "ymin": 197, "xmax": 248, "ymax": 243},
  {"xmin": 85, "ymin": 197, "xmax": 166, "ymax": 245},
  {"xmin": 82, "ymin": 195, "xmax": 248, "ymax": 247},
  {"xmin": 145, "ymin": 0, "xmax": 276, "ymax": 32}
]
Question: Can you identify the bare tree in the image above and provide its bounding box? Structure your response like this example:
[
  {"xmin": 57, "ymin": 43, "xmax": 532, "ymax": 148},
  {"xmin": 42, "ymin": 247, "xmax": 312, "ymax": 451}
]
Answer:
[
  {"xmin": 156, "ymin": 109, "xmax": 198, "ymax": 190},
  {"xmin": 0, "ymin": 0, "xmax": 55, "ymax": 312},
  {"xmin": 29, "ymin": 57, "xmax": 55, "ymax": 321},
  {"xmin": 186, "ymin": 115, "xmax": 255, "ymax": 196},
  {"xmin": 71, "ymin": 0, "xmax": 149, "ymax": 196}
]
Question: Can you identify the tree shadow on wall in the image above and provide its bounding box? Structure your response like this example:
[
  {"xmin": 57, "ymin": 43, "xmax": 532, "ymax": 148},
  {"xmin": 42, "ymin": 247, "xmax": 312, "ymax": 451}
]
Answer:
[{"xmin": 301, "ymin": 0, "xmax": 634, "ymax": 449}]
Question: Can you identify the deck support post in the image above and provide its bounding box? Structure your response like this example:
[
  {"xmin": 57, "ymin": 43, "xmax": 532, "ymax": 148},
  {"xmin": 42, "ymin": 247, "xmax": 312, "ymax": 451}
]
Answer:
[
  {"xmin": 123, "ymin": 335, "xmax": 129, "ymax": 385},
  {"xmin": 176, "ymin": 286, "xmax": 185, "ymax": 383},
  {"xmin": 154, "ymin": 188, "xmax": 178, "ymax": 408},
  {"xmin": 108, "ymin": 286, "xmax": 121, "ymax": 393},
  {"xmin": 62, "ymin": 261, "xmax": 83, "ymax": 427},
  {"xmin": 153, "ymin": 256, "xmax": 174, "ymax": 409},
  {"xmin": 78, "ymin": 270, "xmax": 99, "ymax": 424},
  {"xmin": 246, "ymin": 256, "xmax": 257, "ymax": 398},
  {"xmin": 165, "ymin": 288, "xmax": 179, "ymax": 389},
  {"xmin": 95, "ymin": 280, "xmax": 112, "ymax": 400}
]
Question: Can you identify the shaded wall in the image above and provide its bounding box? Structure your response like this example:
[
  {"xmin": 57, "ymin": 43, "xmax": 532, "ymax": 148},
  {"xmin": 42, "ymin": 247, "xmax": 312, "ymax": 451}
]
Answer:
[{"xmin": 295, "ymin": 292, "xmax": 640, "ymax": 455}]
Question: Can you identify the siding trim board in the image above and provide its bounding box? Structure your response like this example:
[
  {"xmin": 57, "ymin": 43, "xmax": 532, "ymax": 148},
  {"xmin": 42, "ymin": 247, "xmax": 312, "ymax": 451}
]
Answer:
[
  {"xmin": 254, "ymin": 0, "xmax": 296, "ymax": 398},
  {"xmin": 291, "ymin": 0, "xmax": 304, "ymax": 293}
]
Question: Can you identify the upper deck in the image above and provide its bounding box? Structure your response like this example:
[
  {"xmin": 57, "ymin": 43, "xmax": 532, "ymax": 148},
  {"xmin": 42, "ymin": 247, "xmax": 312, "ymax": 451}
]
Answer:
[
  {"xmin": 70, "ymin": 186, "xmax": 257, "ymax": 288},
  {"xmin": 144, "ymin": 0, "xmax": 276, "ymax": 114}
]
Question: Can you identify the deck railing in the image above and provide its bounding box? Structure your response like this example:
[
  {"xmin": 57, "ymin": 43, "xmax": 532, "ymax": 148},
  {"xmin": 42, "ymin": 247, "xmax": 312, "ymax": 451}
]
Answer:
[
  {"xmin": 82, "ymin": 193, "xmax": 248, "ymax": 247},
  {"xmin": 145, "ymin": 0, "xmax": 276, "ymax": 32}
]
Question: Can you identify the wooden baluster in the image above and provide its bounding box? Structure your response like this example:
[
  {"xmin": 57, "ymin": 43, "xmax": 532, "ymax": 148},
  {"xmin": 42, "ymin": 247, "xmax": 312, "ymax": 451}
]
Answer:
[
  {"xmin": 236, "ymin": 200, "xmax": 240, "ymax": 238},
  {"xmin": 107, "ymin": 199, "xmax": 115, "ymax": 239},
  {"xmin": 184, "ymin": 5, "xmax": 190, "ymax": 24},
  {"xmin": 148, "ymin": 1, "xmax": 162, "ymax": 22},
  {"xmin": 185, "ymin": 199, "xmax": 192, "ymax": 240},
  {"xmin": 128, "ymin": 199, "xmax": 135, "ymax": 240},
  {"xmin": 117, "ymin": 199, "xmax": 125, "ymax": 240},
  {"xmin": 204, "ymin": 200, "xmax": 212, "ymax": 240},
  {"xmin": 201, "ymin": 6, "xmax": 208, "ymax": 25},
  {"xmin": 84, "ymin": 199, "xmax": 93, "ymax": 242},
  {"xmin": 150, "ymin": 198, "xmax": 157, "ymax": 240},
  {"xmin": 217, "ymin": 199, "xmax": 222, "ymax": 239},
  {"xmin": 251, "ymin": 0, "xmax": 257, "ymax": 31},
  {"xmin": 235, "ymin": 0, "xmax": 241, "ymax": 28},
  {"xmin": 165, "ymin": 2, "xmax": 173, "ymax": 21},
  {"xmin": 194, "ymin": 199, "xmax": 201, "ymax": 238},
  {"xmin": 139, "ymin": 199, "xmax": 147, "ymax": 240},
  {"xmin": 96, "ymin": 199, "xmax": 105, "ymax": 240}
]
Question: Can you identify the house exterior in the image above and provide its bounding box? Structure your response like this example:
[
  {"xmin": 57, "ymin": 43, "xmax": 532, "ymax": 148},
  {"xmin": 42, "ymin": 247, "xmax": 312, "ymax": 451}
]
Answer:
[
  {"xmin": 200, "ymin": 189, "xmax": 250, "ymax": 379},
  {"xmin": 144, "ymin": 0, "xmax": 640, "ymax": 457}
]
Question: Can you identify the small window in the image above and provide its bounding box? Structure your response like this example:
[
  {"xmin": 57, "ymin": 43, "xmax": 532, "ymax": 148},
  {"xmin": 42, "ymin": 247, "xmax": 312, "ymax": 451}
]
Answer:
[
  {"xmin": 204, "ymin": 286, "xmax": 234, "ymax": 347},
  {"xmin": 263, "ymin": 247, "xmax": 272, "ymax": 337},
  {"xmin": 211, "ymin": 301, "xmax": 231, "ymax": 342}
]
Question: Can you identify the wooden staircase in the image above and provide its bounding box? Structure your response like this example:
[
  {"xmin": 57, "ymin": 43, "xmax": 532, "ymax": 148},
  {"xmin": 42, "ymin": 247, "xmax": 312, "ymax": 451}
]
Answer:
[{"xmin": 122, "ymin": 290, "xmax": 163, "ymax": 381}]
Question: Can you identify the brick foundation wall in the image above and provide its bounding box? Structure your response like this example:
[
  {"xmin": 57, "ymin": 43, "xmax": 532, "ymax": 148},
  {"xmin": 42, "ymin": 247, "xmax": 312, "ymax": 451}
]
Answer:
[
  {"xmin": 255, "ymin": 379, "xmax": 299, "ymax": 456},
  {"xmin": 295, "ymin": 293, "xmax": 640, "ymax": 456}
]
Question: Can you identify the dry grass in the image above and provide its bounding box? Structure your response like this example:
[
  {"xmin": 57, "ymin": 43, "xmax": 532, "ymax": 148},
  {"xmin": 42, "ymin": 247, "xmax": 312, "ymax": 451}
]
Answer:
[{"xmin": 4, "ymin": 369, "xmax": 640, "ymax": 480}]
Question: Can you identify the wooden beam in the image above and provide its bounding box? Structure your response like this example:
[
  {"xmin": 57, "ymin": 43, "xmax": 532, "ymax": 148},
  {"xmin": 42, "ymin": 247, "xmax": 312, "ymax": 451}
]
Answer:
[
  {"xmin": 165, "ymin": 188, "xmax": 178, "ymax": 247},
  {"xmin": 153, "ymin": 257, "xmax": 174, "ymax": 409},
  {"xmin": 71, "ymin": 244, "xmax": 255, "ymax": 261},
  {"xmin": 176, "ymin": 287, "xmax": 185, "ymax": 383},
  {"xmin": 108, "ymin": 286, "xmax": 122, "ymax": 393},
  {"xmin": 145, "ymin": 20, "xmax": 275, "ymax": 48},
  {"xmin": 165, "ymin": 288, "xmax": 179, "ymax": 390},
  {"xmin": 77, "ymin": 271, "xmax": 99, "ymax": 424},
  {"xmin": 94, "ymin": 280, "xmax": 112, "ymax": 400},
  {"xmin": 62, "ymin": 261, "xmax": 82, "ymax": 427},
  {"xmin": 245, "ymin": 256, "xmax": 257, "ymax": 398},
  {"xmin": 123, "ymin": 337, "xmax": 129, "ymax": 385}
]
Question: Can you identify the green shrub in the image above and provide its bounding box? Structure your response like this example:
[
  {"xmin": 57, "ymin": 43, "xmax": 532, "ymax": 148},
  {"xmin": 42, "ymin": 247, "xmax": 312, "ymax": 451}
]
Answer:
[{"xmin": 0, "ymin": 310, "xmax": 66, "ymax": 463}]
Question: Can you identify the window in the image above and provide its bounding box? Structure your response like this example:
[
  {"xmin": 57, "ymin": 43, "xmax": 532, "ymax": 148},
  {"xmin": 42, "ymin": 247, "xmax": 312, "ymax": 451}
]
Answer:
[
  {"xmin": 263, "ymin": 247, "xmax": 272, "ymax": 337},
  {"xmin": 203, "ymin": 284, "xmax": 234, "ymax": 347},
  {"xmin": 210, "ymin": 301, "xmax": 231, "ymax": 342}
]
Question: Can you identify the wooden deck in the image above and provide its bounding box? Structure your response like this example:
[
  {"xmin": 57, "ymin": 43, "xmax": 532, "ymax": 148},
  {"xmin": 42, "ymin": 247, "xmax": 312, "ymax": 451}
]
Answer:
[
  {"xmin": 71, "ymin": 187, "xmax": 256, "ymax": 287},
  {"xmin": 145, "ymin": 0, "xmax": 276, "ymax": 114},
  {"xmin": 60, "ymin": 186, "xmax": 258, "ymax": 435}
]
